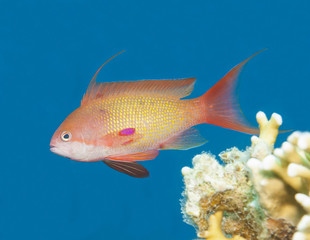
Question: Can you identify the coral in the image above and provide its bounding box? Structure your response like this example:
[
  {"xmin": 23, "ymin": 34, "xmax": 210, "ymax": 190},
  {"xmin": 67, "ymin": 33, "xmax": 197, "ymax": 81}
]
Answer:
[
  {"xmin": 181, "ymin": 112, "xmax": 310, "ymax": 239},
  {"xmin": 181, "ymin": 150, "xmax": 268, "ymax": 239},
  {"xmin": 248, "ymin": 113, "xmax": 305, "ymax": 225},
  {"xmin": 249, "ymin": 117, "xmax": 310, "ymax": 240},
  {"xmin": 198, "ymin": 211, "xmax": 245, "ymax": 240}
]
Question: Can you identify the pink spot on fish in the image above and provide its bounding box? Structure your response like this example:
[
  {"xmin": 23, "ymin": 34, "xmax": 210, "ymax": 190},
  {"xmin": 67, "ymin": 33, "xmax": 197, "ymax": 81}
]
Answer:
[{"xmin": 119, "ymin": 128, "xmax": 135, "ymax": 136}]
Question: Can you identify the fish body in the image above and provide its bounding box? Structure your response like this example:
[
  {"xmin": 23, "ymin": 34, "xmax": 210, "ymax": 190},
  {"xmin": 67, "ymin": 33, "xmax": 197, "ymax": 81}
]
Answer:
[
  {"xmin": 50, "ymin": 51, "xmax": 261, "ymax": 177},
  {"xmin": 81, "ymin": 94, "xmax": 199, "ymax": 154}
]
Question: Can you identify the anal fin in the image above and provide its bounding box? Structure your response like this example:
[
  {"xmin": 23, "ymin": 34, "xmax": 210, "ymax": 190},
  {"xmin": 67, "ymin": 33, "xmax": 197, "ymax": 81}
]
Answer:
[
  {"xmin": 102, "ymin": 160, "xmax": 149, "ymax": 178},
  {"xmin": 160, "ymin": 127, "xmax": 207, "ymax": 150}
]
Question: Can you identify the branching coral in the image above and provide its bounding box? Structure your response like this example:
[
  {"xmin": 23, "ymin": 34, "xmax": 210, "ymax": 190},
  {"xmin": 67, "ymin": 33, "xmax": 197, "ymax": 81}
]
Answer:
[
  {"xmin": 248, "ymin": 113, "xmax": 305, "ymax": 225},
  {"xmin": 181, "ymin": 112, "xmax": 310, "ymax": 240},
  {"xmin": 249, "ymin": 116, "xmax": 310, "ymax": 240},
  {"xmin": 198, "ymin": 211, "xmax": 245, "ymax": 240}
]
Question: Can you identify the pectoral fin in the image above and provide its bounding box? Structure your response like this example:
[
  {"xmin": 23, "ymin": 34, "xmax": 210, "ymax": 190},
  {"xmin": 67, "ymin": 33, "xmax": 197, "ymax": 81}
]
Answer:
[
  {"xmin": 105, "ymin": 149, "xmax": 159, "ymax": 161},
  {"xmin": 102, "ymin": 160, "xmax": 149, "ymax": 178},
  {"xmin": 99, "ymin": 130, "xmax": 143, "ymax": 148}
]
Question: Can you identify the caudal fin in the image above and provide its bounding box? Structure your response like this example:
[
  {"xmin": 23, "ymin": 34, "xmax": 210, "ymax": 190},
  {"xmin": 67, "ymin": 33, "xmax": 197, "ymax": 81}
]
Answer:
[{"xmin": 199, "ymin": 50, "xmax": 265, "ymax": 135}]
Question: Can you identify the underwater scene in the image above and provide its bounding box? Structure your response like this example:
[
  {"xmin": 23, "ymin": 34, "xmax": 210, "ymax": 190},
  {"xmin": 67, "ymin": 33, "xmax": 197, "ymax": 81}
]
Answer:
[{"xmin": 1, "ymin": 1, "xmax": 310, "ymax": 240}]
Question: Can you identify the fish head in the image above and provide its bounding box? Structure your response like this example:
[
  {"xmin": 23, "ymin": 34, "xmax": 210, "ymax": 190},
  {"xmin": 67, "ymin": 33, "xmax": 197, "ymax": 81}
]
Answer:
[{"xmin": 50, "ymin": 107, "xmax": 108, "ymax": 162}]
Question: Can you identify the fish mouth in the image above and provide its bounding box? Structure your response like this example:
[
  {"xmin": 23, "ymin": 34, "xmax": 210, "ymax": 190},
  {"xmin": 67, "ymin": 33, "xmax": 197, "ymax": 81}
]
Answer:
[
  {"xmin": 49, "ymin": 143, "xmax": 59, "ymax": 154},
  {"xmin": 50, "ymin": 146, "xmax": 56, "ymax": 153},
  {"xmin": 49, "ymin": 145, "xmax": 69, "ymax": 159}
]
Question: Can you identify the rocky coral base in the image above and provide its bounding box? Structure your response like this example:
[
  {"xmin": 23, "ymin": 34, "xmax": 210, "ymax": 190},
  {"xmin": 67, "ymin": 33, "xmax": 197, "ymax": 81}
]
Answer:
[{"xmin": 181, "ymin": 112, "xmax": 310, "ymax": 240}]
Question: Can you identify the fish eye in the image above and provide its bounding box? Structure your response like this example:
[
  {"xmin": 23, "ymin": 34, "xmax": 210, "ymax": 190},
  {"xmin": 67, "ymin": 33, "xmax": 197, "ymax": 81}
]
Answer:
[{"xmin": 61, "ymin": 131, "xmax": 72, "ymax": 142}]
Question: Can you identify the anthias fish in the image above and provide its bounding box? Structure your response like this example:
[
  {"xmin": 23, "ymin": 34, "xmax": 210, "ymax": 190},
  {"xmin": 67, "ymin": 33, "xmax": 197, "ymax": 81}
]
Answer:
[{"xmin": 50, "ymin": 51, "xmax": 261, "ymax": 178}]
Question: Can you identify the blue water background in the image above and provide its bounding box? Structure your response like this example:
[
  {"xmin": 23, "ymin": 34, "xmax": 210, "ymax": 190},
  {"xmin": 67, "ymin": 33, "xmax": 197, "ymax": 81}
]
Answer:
[{"xmin": 1, "ymin": 1, "xmax": 309, "ymax": 239}]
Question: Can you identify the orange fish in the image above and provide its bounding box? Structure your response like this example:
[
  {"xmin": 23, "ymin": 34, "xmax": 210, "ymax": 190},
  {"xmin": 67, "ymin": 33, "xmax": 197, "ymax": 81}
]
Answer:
[{"xmin": 50, "ymin": 51, "xmax": 261, "ymax": 178}]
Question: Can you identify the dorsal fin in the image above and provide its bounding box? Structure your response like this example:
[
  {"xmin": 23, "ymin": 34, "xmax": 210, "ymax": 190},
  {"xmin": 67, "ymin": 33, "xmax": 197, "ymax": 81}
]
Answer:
[
  {"xmin": 82, "ymin": 50, "xmax": 125, "ymax": 106},
  {"xmin": 81, "ymin": 53, "xmax": 196, "ymax": 106}
]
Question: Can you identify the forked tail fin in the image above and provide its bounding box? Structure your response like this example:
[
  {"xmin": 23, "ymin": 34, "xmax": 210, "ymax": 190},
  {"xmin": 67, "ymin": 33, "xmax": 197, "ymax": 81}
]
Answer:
[{"xmin": 199, "ymin": 50, "xmax": 265, "ymax": 135}]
